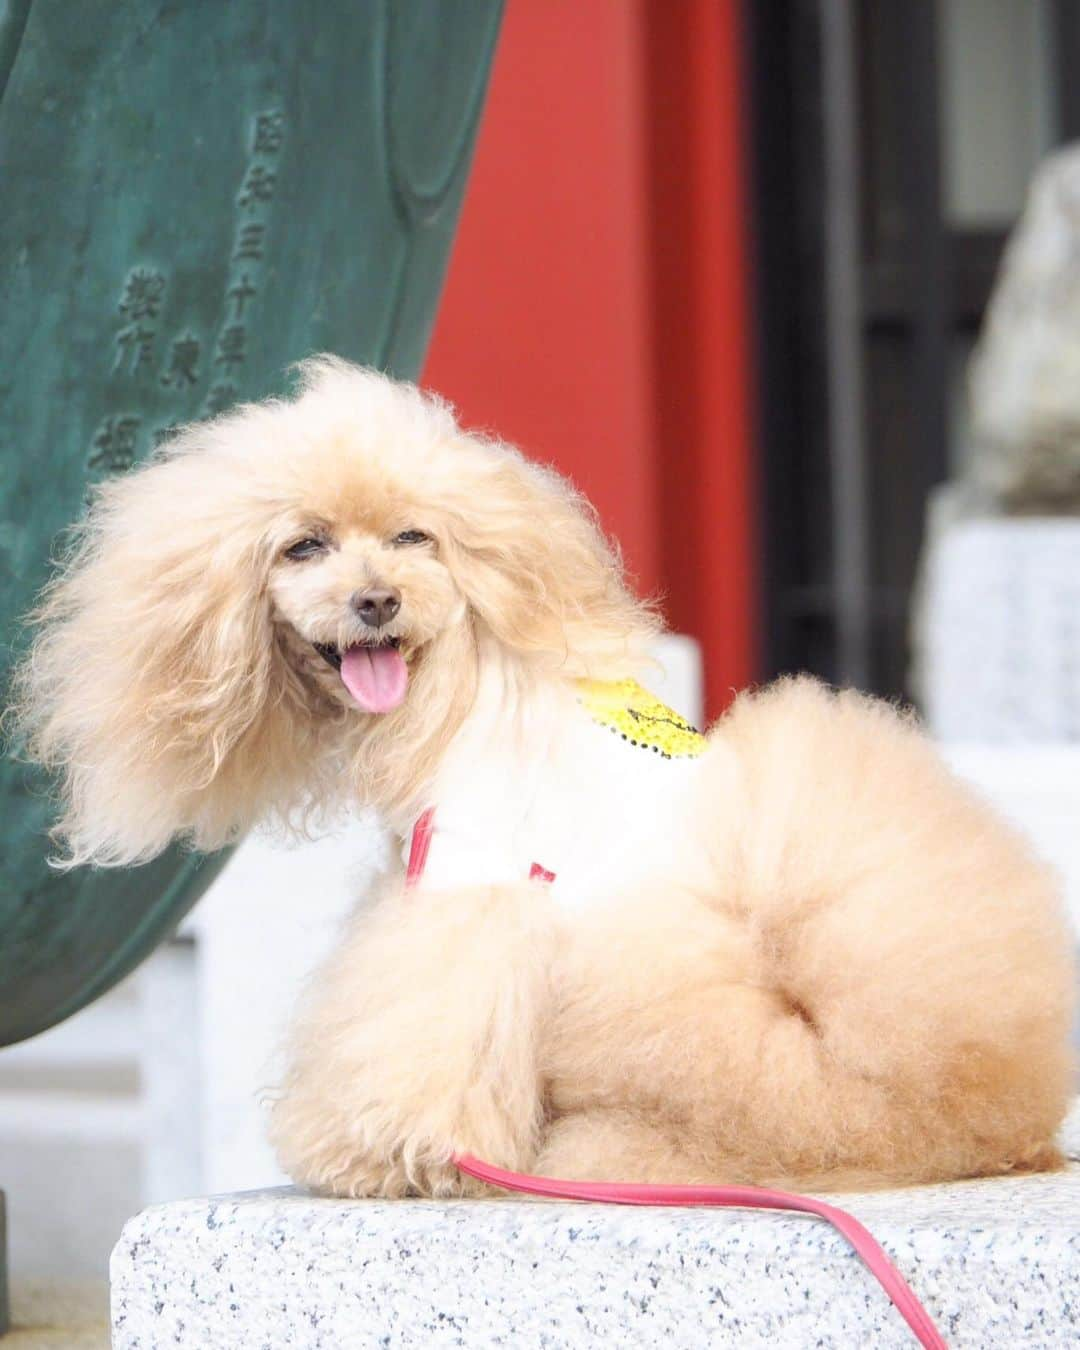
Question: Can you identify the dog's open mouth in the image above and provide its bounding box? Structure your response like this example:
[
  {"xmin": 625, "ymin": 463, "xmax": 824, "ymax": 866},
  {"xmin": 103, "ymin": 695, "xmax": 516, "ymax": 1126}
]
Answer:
[{"xmin": 314, "ymin": 638, "xmax": 408, "ymax": 714}]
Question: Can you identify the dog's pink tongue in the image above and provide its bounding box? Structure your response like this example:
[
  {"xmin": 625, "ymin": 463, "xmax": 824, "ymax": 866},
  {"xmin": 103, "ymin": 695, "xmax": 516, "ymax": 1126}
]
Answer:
[{"xmin": 340, "ymin": 646, "xmax": 408, "ymax": 714}]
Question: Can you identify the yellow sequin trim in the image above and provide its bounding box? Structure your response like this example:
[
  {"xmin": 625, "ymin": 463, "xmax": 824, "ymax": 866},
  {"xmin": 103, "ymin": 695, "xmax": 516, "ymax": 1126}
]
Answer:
[{"xmin": 575, "ymin": 678, "xmax": 706, "ymax": 759}]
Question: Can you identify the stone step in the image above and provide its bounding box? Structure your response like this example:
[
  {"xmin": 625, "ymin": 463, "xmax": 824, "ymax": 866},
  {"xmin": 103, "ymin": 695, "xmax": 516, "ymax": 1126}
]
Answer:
[{"xmin": 111, "ymin": 1160, "xmax": 1080, "ymax": 1349}]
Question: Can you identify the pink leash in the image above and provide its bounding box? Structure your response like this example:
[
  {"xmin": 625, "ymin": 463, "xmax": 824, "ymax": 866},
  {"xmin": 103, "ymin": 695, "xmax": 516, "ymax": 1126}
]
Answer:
[
  {"xmin": 453, "ymin": 1153, "xmax": 947, "ymax": 1349},
  {"xmin": 407, "ymin": 811, "xmax": 948, "ymax": 1349}
]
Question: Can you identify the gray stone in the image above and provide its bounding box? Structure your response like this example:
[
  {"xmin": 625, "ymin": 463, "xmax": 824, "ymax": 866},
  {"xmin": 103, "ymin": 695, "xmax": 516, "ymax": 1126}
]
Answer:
[
  {"xmin": 112, "ymin": 1130, "xmax": 1080, "ymax": 1349},
  {"xmin": 967, "ymin": 144, "xmax": 1080, "ymax": 510}
]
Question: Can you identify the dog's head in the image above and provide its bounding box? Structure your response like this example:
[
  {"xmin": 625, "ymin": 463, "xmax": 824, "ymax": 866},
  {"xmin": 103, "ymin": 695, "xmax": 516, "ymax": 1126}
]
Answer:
[{"xmin": 10, "ymin": 358, "xmax": 655, "ymax": 865}]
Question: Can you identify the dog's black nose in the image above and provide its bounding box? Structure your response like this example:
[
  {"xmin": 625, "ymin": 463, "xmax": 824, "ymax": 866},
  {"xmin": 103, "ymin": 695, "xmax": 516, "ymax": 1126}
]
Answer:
[{"xmin": 352, "ymin": 587, "xmax": 401, "ymax": 628}]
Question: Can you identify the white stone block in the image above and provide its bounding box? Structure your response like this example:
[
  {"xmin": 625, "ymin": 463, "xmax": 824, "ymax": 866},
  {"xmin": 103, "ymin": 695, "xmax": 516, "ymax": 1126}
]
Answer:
[
  {"xmin": 915, "ymin": 513, "xmax": 1080, "ymax": 743},
  {"xmin": 113, "ymin": 1128, "xmax": 1080, "ymax": 1350}
]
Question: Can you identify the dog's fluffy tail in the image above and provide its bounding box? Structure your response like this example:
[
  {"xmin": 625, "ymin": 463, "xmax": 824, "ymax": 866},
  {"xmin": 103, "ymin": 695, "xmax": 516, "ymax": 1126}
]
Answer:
[{"xmin": 692, "ymin": 676, "xmax": 1076, "ymax": 1185}]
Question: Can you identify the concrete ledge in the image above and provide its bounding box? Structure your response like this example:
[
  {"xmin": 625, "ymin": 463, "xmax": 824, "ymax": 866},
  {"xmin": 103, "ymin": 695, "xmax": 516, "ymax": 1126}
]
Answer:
[{"xmin": 112, "ymin": 1159, "xmax": 1080, "ymax": 1349}]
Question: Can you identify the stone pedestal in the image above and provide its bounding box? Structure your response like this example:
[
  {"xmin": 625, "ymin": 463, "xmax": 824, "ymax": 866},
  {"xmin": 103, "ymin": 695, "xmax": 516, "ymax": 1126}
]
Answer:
[
  {"xmin": 915, "ymin": 507, "xmax": 1080, "ymax": 743},
  {"xmin": 112, "ymin": 1154, "xmax": 1080, "ymax": 1348}
]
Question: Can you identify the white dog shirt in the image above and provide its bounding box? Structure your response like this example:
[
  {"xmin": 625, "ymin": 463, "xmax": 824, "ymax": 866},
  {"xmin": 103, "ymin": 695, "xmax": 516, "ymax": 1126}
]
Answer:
[{"xmin": 404, "ymin": 666, "xmax": 708, "ymax": 914}]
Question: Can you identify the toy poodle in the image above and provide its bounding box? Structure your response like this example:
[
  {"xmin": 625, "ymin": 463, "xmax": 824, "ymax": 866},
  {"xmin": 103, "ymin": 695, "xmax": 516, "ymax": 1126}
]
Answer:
[{"xmin": 11, "ymin": 356, "xmax": 1076, "ymax": 1197}]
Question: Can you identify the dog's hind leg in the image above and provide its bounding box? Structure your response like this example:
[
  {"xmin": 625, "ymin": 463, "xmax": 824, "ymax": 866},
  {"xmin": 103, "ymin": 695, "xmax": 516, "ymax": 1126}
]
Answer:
[
  {"xmin": 536, "ymin": 1108, "xmax": 723, "ymax": 1184},
  {"xmin": 270, "ymin": 878, "xmax": 556, "ymax": 1197},
  {"xmin": 698, "ymin": 676, "xmax": 1076, "ymax": 1185},
  {"xmin": 545, "ymin": 895, "xmax": 883, "ymax": 1186}
]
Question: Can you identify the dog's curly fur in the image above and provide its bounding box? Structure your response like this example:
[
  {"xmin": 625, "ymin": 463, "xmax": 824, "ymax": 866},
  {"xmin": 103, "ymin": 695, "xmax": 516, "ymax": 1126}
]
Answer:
[{"xmin": 10, "ymin": 356, "xmax": 1076, "ymax": 1195}]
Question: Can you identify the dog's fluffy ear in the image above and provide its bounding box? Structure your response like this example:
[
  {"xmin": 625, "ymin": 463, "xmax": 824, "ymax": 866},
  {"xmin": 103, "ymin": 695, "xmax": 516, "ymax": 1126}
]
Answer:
[
  {"xmin": 435, "ymin": 437, "xmax": 658, "ymax": 676},
  {"xmin": 9, "ymin": 438, "xmax": 318, "ymax": 867}
]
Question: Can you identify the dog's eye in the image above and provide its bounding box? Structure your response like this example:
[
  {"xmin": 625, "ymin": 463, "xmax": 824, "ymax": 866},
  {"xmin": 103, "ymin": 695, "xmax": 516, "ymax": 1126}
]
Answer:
[
  {"xmin": 391, "ymin": 529, "xmax": 429, "ymax": 547},
  {"xmin": 284, "ymin": 537, "xmax": 327, "ymax": 561}
]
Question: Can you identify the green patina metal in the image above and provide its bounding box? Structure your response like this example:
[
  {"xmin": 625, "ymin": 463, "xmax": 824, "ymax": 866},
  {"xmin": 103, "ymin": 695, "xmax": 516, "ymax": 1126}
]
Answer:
[{"xmin": 0, "ymin": 0, "xmax": 503, "ymax": 1046}]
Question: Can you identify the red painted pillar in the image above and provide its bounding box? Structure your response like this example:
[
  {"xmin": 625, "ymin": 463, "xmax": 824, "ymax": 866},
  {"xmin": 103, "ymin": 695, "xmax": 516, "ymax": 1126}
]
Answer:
[
  {"xmin": 424, "ymin": 0, "xmax": 759, "ymax": 720},
  {"xmin": 645, "ymin": 0, "xmax": 759, "ymax": 716},
  {"xmin": 423, "ymin": 0, "xmax": 659, "ymax": 595}
]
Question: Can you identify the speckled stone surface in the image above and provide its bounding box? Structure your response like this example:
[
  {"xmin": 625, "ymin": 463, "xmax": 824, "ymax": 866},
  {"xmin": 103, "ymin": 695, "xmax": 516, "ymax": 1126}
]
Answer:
[{"xmin": 112, "ymin": 1105, "xmax": 1080, "ymax": 1349}]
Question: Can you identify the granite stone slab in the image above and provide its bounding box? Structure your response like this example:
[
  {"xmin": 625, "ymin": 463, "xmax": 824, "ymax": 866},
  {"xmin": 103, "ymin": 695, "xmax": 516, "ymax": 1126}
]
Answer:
[{"xmin": 112, "ymin": 1121, "xmax": 1080, "ymax": 1350}]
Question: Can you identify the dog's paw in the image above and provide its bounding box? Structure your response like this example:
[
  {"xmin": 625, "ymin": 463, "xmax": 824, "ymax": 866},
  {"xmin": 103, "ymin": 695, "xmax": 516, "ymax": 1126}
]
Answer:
[
  {"xmin": 343, "ymin": 1157, "xmax": 472, "ymax": 1200},
  {"xmin": 306, "ymin": 1145, "xmax": 480, "ymax": 1200},
  {"xmin": 268, "ymin": 1089, "xmax": 503, "ymax": 1198}
]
